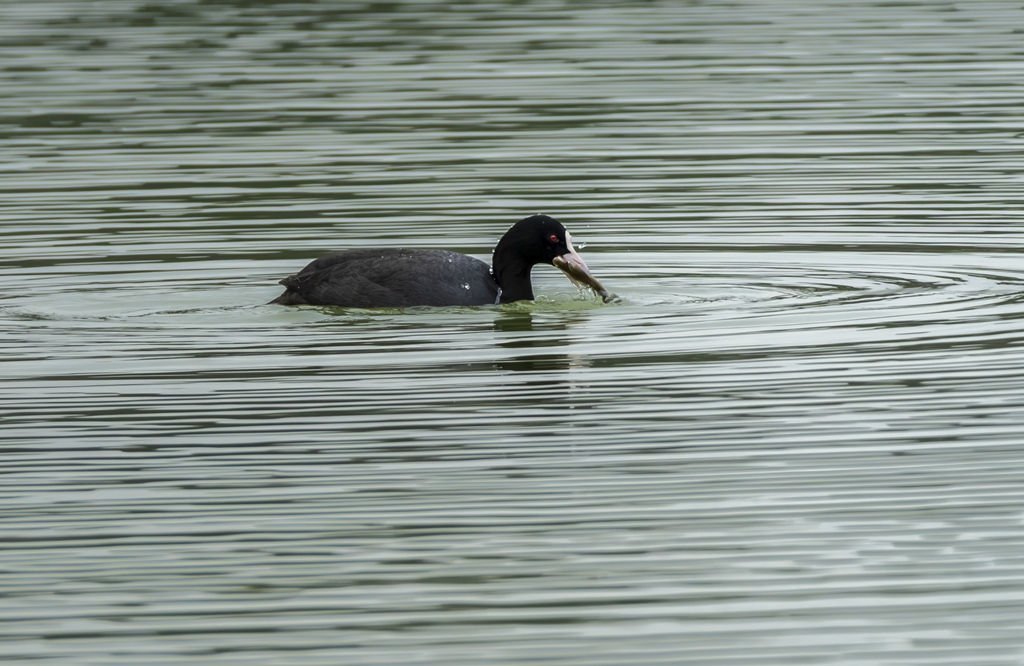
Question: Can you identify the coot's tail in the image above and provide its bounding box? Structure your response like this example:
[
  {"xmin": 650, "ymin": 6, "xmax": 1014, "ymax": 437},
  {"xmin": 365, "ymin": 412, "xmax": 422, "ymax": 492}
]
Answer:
[{"xmin": 269, "ymin": 286, "xmax": 306, "ymax": 305}]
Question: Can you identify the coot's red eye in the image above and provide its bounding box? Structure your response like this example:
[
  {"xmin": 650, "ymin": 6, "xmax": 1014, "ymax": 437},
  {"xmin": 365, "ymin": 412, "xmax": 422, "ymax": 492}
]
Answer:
[{"xmin": 549, "ymin": 234, "xmax": 559, "ymax": 243}]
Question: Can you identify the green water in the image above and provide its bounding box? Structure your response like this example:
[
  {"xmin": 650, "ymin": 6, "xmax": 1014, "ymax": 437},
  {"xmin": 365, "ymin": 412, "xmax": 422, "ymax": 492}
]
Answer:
[{"xmin": 3, "ymin": 1, "xmax": 1024, "ymax": 664}]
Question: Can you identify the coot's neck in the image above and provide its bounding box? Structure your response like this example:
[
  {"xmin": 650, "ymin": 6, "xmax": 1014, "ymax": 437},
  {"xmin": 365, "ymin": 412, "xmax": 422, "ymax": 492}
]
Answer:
[{"xmin": 492, "ymin": 244, "xmax": 535, "ymax": 303}]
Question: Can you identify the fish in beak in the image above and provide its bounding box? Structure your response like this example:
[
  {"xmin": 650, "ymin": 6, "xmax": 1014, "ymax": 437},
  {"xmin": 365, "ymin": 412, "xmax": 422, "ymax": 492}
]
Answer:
[{"xmin": 551, "ymin": 232, "xmax": 619, "ymax": 303}]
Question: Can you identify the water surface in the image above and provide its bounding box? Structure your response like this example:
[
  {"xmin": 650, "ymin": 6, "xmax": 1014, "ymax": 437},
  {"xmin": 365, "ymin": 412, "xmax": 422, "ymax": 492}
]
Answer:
[{"xmin": 3, "ymin": 1, "xmax": 1024, "ymax": 664}]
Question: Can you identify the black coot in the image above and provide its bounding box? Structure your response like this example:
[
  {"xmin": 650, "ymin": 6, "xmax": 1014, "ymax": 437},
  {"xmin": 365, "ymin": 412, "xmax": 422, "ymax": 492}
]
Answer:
[{"xmin": 270, "ymin": 214, "xmax": 614, "ymax": 308}]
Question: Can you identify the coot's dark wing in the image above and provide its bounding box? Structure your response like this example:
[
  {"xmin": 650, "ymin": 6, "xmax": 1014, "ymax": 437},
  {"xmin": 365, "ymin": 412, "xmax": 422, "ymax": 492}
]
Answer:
[{"xmin": 271, "ymin": 249, "xmax": 499, "ymax": 308}]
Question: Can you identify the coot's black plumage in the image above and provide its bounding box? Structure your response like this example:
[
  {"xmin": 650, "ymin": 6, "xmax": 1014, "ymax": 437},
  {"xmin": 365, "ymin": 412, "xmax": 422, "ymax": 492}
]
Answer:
[{"xmin": 270, "ymin": 214, "xmax": 613, "ymax": 308}]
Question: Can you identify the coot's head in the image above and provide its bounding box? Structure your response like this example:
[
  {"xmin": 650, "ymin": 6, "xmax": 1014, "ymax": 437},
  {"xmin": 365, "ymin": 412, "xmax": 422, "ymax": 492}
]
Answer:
[{"xmin": 492, "ymin": 214, "xmax": 614, "ymax": 303}]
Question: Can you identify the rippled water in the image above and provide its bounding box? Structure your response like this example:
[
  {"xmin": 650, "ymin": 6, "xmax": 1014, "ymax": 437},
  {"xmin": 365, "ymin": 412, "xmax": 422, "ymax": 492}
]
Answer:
[{"xmin": 4, "ymin": 1, "xmax": 1024, "ymax": 664}]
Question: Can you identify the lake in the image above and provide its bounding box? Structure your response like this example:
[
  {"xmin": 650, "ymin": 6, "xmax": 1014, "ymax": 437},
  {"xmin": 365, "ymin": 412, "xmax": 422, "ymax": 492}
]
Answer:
[{"xmin": 3, "ymin": 1, "xmax": 1024, "ymax": 664}]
